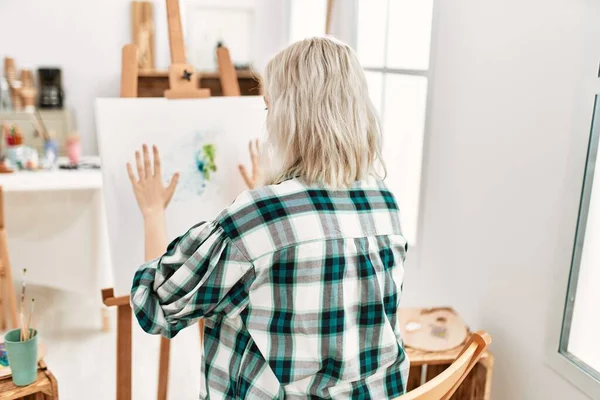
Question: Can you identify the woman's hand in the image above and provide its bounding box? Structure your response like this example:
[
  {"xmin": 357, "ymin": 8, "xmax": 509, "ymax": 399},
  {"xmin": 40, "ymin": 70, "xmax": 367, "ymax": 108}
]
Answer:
[
  {"xmin": 127, "ymin": 144, "xmax": 179, "ymax": 218},
  {"xmin": 238, "ymin": 139, "xmax": 262, "ymax": 189}
]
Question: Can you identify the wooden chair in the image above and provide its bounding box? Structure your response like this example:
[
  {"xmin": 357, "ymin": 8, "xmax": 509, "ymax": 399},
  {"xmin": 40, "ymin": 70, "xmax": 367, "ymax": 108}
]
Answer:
[{"xmin": 396, "ymin": 331, "xmax": 492, "ymax": 400}]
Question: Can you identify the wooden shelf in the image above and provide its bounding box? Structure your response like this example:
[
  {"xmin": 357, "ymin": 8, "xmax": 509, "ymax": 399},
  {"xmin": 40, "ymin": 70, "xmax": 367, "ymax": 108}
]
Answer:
[
  {"xmin": 137, "ymin": 69, "xmax": 261, "ymax": 98},
  {"xmin": 138, "ymin": 69, "xmax": 257, "ymax": 79},
  {"xmin": 0, "ymin": 109, "xmax": 75, "ymax": 156}
]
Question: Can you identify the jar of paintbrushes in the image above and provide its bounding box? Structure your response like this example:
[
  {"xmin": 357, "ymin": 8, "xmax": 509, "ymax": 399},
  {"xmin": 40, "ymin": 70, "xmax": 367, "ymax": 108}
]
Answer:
[{"xmin": 4, "ymin": 268, "xmax": 38, "ymax": 386}]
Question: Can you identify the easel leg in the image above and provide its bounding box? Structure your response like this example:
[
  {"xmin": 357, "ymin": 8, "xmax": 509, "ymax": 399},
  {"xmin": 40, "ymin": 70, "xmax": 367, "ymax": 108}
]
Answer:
[
  {"xmin": 199, "ymin": 320, "xmax": 204, "ymax": 346},
  {"xmin": 117, "ymin": 305, "xmax": 132, "ymax": 400},
  {"xmin": 156, "ymin": 320, "xmax": 202, "ymax": 400},
  {"xmin": 0, "ymin": 302, "xmax": 5, "ymax": 331},
  {"xmin": 0, "ymin": 230, "xmax": 19, "ymax": 329},
  {"xmin": 157, "ymin": 336, "xmax": 171, "ymax": 400},
  {"xmin": 101, "ymin": 307, "xmax": 111, "ymax": 332},
  {"xmin": 0, "ymin": 260, "xmax": 6, "ymax": 331},
  {"xmin": 0, "ymin": 189, "xmax": 17, "ymax": 329}
]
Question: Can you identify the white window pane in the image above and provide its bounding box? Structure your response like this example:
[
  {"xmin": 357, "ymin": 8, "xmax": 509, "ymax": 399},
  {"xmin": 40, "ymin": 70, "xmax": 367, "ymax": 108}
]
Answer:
[
  {"xmin": 382, "ymin": 74, "xmax": 428, "ymax": 244},
  {"xmin": 386, "ymin": 0, "xmax": 434, "ymax": 70},
  {"xmin": 565, "ymin": 99, "xmax": 600, "ymax": 372},
  {"xmin": 364, "ymin": 71, "xmax": 384, "ymax": 117},
  {"xmin": 290, "ymin": 0, "xmax": 327, "ymax": 42},
  {"xmin": 569, "ymin": 179, "xmax": 600, "ymax": 372},
  {"xmin": 186, "ymin": 8, "xmax": 253, "ymax": 71},
  {"xmin": 356, "ymin": 0, "xmax": 388, "ymax": 68}
]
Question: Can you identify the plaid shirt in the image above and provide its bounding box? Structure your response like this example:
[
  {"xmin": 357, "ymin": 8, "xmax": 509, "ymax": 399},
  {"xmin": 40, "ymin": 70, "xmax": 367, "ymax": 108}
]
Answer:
[{"xmin": 131, "ymin": 178, "xmax": 409, "ymax": 399}]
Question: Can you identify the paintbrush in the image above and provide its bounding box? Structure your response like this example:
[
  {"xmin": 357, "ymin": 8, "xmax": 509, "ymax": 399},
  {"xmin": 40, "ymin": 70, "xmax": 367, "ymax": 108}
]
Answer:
[
  {"xmin": 20, "ymin": 268, "xmax": 27, "ymax": 341},
  {"xmin": 20, "ymin": 269, "xmax": 26, "ymax": 305},
  {"xmin": 31, "ymin": 316, "xmax": 37, "ymax": 340},
  {"xmin": 31, "ymin": 315, "xmax": 37, "ymax": 335},
  {"xmin": 25, "ymin": 299, "xmax": 35, "ymax": 341},
  {"xmin": 19, "ymin": 313, "xmax": 25, "ymax": 342}
]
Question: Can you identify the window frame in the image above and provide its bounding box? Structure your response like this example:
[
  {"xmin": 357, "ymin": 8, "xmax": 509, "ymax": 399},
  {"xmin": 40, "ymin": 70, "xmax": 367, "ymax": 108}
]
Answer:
[
  {"xmin": 546, "ymin": 78, "xmax": 600, "ymax": 399},
  {"xmin": 351, "ymin": 0, "xmax": 439, "ymax": 250},
  {"xmin": 560, "ymin": 94, "xmax": 600, "ymax": 381},
  {"xmin": 285, "ymin": 0, "xmax": 440, "ymax": 250}
]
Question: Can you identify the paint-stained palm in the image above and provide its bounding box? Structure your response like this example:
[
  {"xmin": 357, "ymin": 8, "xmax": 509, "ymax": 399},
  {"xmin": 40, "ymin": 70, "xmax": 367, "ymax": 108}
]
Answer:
[
  {"xmin": 238, "ymin": 139, "xmax": 262, "ymax": 189},
  {"xmin": 126, "ymin": 144, "xmax": 179, "ymax": 217}
]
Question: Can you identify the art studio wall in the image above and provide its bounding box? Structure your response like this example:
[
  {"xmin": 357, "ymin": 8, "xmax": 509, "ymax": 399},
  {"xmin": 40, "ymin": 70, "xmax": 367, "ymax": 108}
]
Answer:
[
  {"xmin": 402, "ymin": 0, "xmax": 600, "ymax": 399},
  {"xmin": 0, "ymin": 0, "xmax": 288, "ymax": 155}
]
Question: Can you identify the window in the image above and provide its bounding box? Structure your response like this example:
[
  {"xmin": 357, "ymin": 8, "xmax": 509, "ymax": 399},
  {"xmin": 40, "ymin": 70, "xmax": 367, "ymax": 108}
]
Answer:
[
  {"xmin": 561, "ymin": 96, "xmax": 600, "ymax": 380},
  {"xmin": 356, "ymin": 0, "xmax": 434, "ymax": 244},
  {"xmin": 287, "ymin": 0, "xmax": 435, "ymax": 243},
  {"xmin": 289, "ymin": 0, "xmax": 327, "ymax": 42}
]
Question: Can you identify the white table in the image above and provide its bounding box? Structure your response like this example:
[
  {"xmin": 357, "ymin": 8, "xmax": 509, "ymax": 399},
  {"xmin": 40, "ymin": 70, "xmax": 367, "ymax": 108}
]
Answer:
[
  {"xmin": 0, "ymin": 169, "xmax": 102, "ymax": 192},
  {"xmin": 0, "ymin": 161, "xmax": 112, "ymax": 295}
]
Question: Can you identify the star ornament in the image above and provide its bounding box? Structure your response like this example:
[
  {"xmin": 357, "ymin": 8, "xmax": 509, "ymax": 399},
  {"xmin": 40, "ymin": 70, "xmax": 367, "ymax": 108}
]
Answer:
[{"xmin": 182, "ymin": 69, "xmax": 193, "ymax": 81}]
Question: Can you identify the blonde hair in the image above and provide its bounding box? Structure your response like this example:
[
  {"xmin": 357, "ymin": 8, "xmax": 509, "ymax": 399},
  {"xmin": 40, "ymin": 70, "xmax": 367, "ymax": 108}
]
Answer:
[{"xmin": 262, "ymin": 37, "xmax": 385, "ymax": 188}]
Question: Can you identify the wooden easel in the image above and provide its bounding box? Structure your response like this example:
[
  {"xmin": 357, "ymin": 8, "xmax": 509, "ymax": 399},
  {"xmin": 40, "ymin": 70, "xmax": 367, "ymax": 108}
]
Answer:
[
  {"xmin": 101, "ymin": 0, "xmax": 240, "ymax": 399},
  {"xmin": 163, "ymin": 0, "xmax": 209, "ymax": 99},
  {"xmin": 0, "ymin": 187, "xmax": 19, "ymax": 332},
  {"xmin": 216, "ymin": 46, "xmax": 241, "ymax": 97},
  {"xmin": 325, "ymin": 0, "xmax": 335, "ymax": 35}
]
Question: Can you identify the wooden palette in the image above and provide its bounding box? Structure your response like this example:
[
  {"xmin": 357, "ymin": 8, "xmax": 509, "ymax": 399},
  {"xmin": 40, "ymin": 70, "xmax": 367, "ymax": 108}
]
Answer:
[{"xmin": 399, "ymin": 307, "xmax": 469, "ymax": 352}]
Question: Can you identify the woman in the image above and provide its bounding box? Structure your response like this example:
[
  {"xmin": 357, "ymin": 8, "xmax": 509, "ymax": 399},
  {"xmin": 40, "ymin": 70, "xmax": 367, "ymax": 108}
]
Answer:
[{"xmin": 128, "ymin": 37, "xmax": 409, "ymax": 399}]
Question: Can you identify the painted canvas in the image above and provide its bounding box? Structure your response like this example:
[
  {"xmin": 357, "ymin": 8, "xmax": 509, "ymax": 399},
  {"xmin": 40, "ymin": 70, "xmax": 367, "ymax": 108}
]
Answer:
[{"xmin": 96, "ymin": 97, "xmax": 266, "ymax": 296}]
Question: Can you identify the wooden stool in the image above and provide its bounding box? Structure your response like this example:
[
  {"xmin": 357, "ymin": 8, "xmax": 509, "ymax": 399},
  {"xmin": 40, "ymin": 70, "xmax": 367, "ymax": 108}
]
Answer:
[
  {"xmin": 398, "ymin": 307, "xmax": 494, "ymax": 400},
  {"xmin": 405, "ymin": 344, "xmax": 493, "ymax": 400},
  {"xmin": 0, "ymin": 361, "xmax": 59, "ymax": 399}
]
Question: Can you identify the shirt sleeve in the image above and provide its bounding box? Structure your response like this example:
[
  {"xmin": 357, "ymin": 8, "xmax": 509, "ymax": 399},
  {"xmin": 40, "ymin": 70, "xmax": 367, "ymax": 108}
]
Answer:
[{"xmin": 130, "ymin": 220, "xmax": 255, "ymax": 338}]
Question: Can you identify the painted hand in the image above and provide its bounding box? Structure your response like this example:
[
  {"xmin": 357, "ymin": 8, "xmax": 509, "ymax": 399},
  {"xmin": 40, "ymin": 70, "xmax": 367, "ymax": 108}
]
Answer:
[
  {"xmin": 127, "ymin": 144, "xmax": 179, "ymax": 218},
  {"xmin": 238, "ymin": 139, "xmax": 262, "ymax": 189}
]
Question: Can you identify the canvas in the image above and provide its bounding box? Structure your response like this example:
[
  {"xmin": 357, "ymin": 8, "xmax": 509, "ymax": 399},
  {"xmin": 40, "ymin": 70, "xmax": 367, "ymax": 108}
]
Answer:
[{"xmin": 96, "ymin": 97, "xmax": 266, "ymax": 296}]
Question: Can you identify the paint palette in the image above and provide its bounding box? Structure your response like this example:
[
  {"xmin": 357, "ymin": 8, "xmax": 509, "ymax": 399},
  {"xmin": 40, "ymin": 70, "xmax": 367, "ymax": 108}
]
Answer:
[
  {"xmin": 398, "ymin": 307, "xmax": 469, "ymax": 352},
  {"xmin": 0, "ymin": 343, "xmax": 7, "ymax": 367}
]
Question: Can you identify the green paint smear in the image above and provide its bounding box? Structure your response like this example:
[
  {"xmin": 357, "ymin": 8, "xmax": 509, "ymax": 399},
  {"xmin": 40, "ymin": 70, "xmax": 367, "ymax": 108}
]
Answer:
[{"xmin": 199, "ymin": 144, "xmax": 217, "ymax": 181}]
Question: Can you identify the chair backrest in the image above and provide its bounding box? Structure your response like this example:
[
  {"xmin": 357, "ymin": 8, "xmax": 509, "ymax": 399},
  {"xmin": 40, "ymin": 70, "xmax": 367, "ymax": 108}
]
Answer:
[{"xmin": 396, "ymin": 331, "xmax": 491, "ymax": 400}]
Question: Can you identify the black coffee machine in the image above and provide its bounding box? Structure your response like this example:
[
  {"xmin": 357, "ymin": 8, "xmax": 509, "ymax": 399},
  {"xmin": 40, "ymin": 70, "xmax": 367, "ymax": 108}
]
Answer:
[{"xmin": 38, "ymin": 68, "xmax": 64, "ymax": 108}]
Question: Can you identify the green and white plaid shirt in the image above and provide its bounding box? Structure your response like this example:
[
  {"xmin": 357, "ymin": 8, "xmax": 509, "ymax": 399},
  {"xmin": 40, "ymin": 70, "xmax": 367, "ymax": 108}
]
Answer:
[{"xmin": 131, "ymin": 178, "xmax": 409, "ymax": 399}]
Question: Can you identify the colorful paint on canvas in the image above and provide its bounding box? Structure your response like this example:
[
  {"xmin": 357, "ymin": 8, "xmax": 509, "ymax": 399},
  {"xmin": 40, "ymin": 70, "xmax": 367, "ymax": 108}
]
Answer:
[{"xmin": 162, "ymin": 131, "xmax": 218, "ymax": 201}]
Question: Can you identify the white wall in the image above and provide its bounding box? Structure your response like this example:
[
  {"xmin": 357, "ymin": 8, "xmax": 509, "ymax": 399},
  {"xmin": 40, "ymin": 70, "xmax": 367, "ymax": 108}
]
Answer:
[
  {"xmin": 0, "ymin": 0, "xmax": 287, "ymax": 155},
  {"xmin": 401, "ymin": 0, "xmax": 600, "ymax": 399}
]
